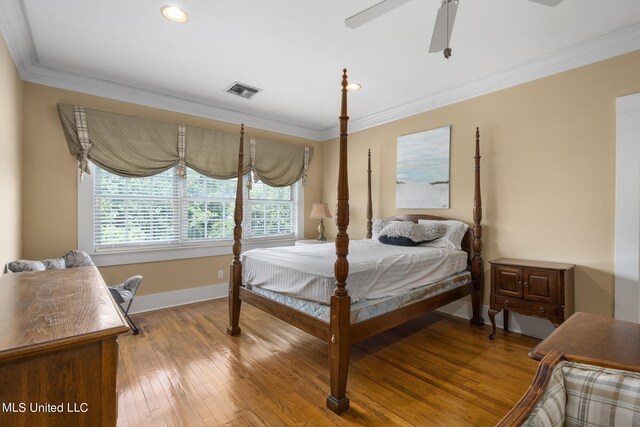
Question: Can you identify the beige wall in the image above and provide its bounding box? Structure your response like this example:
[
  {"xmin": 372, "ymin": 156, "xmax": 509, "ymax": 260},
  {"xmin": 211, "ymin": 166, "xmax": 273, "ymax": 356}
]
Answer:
[
  {"xmin": 322, "ymin": 50, "xmax": 640, "ymax": 316},
  {"xmin": 21, "ymin": 83, "xmax": 323, "ymax": 294},
  {"xmin": 0, "ymin": 34, "xmax": 22, "ymax": 272},
  {"xmin": 16, "ymin": 49, "xmax": 640, "ymax": 312}
]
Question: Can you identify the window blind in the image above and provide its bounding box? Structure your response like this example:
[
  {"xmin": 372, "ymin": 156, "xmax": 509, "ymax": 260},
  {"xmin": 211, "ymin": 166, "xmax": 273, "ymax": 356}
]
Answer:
[
  {"xmin": 249, "ymin": 180, "xmax": 295, "ymax": 237},
  {"xmin": 92, "ymin": 166, "xmax": 296, "ymax": 251},
  {"xmin": 94, "ymin": 168, "xmax": 180, "ymax": 249},
  {"xmin": 183, "ymin": 171, "xmax": 237, "ymax": 241}
]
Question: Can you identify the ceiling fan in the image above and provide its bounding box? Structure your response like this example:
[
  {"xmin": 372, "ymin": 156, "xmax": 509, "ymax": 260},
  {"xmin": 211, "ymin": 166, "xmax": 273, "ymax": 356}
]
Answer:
[{"xmin": 345, "ymin": 0, "xmax": 565, "ymax": 59}]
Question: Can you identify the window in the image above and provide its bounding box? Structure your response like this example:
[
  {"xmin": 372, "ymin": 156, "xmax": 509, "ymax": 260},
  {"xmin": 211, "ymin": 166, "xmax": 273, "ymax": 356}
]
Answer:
[
  {"xmin": 94, "ymin": 167, "xmax": 180, "ymax": 248},
  {"xmin": 81, "ymin": 165, "xmax": 302, "ymax": 265},
  {"xmin": 249, "ymin": 180, "xmax": 295, "ymax": 237},
  {"xmin": 183, "ymin": 171, "xmax": 237, "ymax": 242}
]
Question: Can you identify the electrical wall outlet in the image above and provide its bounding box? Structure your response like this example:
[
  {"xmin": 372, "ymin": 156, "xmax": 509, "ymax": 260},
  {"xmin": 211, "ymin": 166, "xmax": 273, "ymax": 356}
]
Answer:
[{"xmin": 217, "ymin": 270, "xmax": 224, "ymax": 279}]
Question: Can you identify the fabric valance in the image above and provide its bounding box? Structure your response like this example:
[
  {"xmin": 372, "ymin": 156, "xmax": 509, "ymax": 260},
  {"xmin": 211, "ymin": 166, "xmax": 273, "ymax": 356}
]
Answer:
[{"xmin": 57, "ymin": 104, "xmax": 313, "ymax": 187}]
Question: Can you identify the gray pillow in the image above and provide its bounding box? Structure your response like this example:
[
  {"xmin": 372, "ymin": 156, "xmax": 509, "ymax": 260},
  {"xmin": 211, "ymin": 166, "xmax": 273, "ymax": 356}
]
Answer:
[
  {"xmin": 420, "ymin": 222, "xmax": 448, "ymax": 242},
  {"xmin": 372, "ymin": 219, "xmax": 390, "ymax": 241},
  {"xmin": 7, "ymin": 260, "xmax": 46, "ymax": 273},
  {"xmin": 42, "ymin": 257, "xmax": 65, "ymax": 270},
  {"xmin": 109, "ymin": 275, "xmax": 142, "ymax": 304},
  {"xmin": 63, "ymin": 250, "xmax": 95, "ymax": 268},
  {"xmin": 379, "ymin": 221, "xmax": 447, "ymax": 246}
]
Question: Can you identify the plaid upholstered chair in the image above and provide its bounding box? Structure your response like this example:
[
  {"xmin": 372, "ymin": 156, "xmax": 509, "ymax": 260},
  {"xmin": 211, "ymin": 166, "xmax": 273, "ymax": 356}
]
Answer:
[
  {"xmin": 498, "ymin": 351, "xmax": 640, "ymax": 426},
  {"xmin": 7, "ymin": 250, "xmax": 142, "ymax": 334}
]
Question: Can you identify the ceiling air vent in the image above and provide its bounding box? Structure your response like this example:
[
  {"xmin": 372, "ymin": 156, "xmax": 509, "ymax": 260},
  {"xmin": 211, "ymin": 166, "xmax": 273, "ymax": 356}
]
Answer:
[{"xmin": 225, "ymin": 82, "xmax": 262, "ymax": 99}]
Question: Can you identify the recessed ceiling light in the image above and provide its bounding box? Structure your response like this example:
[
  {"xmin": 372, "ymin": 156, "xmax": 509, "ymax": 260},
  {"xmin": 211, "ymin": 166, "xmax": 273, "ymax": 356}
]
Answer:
[
  {"xmin": 346, "ymin": 83, "xmax": 361, "ymax": 91},
  {"xmin": 161, "ymin": 6, "xmax": 189, "ymax": 23}
]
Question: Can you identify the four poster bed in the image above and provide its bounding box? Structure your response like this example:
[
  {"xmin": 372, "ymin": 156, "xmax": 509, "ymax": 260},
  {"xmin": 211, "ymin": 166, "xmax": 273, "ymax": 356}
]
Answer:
[{"xmin": 227, "ymin": 69, "xmax": 484, "ymax": 414}]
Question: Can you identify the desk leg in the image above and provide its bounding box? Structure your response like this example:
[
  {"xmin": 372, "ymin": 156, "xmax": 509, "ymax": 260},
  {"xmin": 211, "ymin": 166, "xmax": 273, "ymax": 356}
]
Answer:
[{"xmin": 488, "ymin": 308, "xmax": 500, "ymax": 340}]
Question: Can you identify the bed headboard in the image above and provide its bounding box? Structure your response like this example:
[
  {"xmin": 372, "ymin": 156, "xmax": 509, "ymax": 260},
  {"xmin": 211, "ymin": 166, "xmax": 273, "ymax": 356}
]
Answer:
[{"xmin": 367, "ymin": 129, "xmax": 482, "ymax": 282}]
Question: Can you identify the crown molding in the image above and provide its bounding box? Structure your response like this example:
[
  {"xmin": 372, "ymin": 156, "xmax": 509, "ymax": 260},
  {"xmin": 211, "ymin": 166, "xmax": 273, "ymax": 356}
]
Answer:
[
  {"xmin": 21, "ymin": 64, "xmax": 326, "ymax": 141},
  {"xmin": 0, "ymin": 0, "xmax": 37, "ymax": 73},
  {"xmin": 1, "ymin": 0, "xmax": 639, "ymax": 142},
  {"xmin": 318, "ymin": 22, "xmax": 640, "ymax": 141}
]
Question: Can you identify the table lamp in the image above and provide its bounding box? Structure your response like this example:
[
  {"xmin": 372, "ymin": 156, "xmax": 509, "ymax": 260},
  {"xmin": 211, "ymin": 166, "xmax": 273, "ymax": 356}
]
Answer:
[{"xmin": 309, "ymin": 203, "xmax": 332, "ymax": 241}]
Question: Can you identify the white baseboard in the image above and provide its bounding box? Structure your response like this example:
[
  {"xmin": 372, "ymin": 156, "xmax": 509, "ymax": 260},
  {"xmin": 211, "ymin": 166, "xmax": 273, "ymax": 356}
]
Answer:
[
  {"xmin": 128, "ymin": 284, "xmax": 555, "ymax": 339},
  {"xmin": 436, "ymin": 296, "xmax": 556, "ymax": 340},
  {"xmin": 128, "ymin": 282, "xmax": 228, "ymax": 314}
]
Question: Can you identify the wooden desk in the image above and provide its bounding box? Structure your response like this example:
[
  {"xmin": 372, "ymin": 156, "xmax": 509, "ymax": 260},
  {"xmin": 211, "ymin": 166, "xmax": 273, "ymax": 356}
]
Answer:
[
  {"xmin": 0, "ymin": 267, "xmax": 130, "ymax": 426},
  {"xmin": 529, "ymin": 312, "xmax": 640, "ymax": 367}
]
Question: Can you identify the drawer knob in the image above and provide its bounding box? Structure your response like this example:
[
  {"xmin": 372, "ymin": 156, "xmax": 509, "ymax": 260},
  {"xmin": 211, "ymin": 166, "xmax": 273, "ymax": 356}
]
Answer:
[
  {"xmin": 524, "ymin": 282, "xmax": 529, "ymax": 288},
  {"xmin": 518, "ymin": 281, "xmax": 523, "ymax": 287},
  {"xmin": 503, "ymin": 300, "xmax": 509, "ymax": 306},
  {"xmin": 539, "ymin": 307, "xmax": 545, "ymax": 313}
]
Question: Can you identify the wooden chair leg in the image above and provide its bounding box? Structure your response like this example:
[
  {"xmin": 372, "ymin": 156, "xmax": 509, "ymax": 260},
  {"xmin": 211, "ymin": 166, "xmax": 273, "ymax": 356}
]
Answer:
[
  {"xmin": 326, "ymin": 294, "xmax": 350, "ymax": 414},
  {"xmin": 227, "ymin": 263, "xmax": 242, "ymax": 336}
]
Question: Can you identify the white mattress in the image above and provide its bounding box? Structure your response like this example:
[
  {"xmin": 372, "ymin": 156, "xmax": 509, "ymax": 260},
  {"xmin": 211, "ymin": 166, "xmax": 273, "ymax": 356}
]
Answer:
[{"xmin": 241, "ymin": 239, "xmax": 468, "ymax": 305}]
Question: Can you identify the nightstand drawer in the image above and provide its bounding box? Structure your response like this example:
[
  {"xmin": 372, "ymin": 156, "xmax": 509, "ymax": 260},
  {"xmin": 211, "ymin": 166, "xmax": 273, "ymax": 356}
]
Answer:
[{"xmin": 493, "ymin": 296, "xmax": 560, "ymax": 322}]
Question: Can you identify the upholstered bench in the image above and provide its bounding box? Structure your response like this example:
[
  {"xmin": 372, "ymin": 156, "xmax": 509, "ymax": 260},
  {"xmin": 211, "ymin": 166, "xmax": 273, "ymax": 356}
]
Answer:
[{"xmin": 498, "ymin": 351, "xmax": 640, "ymax": 426}]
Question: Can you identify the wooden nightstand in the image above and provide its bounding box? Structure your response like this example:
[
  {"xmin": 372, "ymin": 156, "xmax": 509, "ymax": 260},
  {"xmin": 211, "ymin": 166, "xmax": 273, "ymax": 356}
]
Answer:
[
  {"xmin": 295, "ymin": 239, "xmax": 333, "ymax": 245},
  {"xmin": 488, "ymin": 258, "xmax": 575, "ymax": 340}
]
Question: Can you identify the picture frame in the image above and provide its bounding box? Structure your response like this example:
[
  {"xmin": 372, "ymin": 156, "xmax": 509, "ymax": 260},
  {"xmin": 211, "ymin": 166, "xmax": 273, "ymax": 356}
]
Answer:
[{"xmin": 396, "ymin": 125, "xmax": 451, "ymax": 209}]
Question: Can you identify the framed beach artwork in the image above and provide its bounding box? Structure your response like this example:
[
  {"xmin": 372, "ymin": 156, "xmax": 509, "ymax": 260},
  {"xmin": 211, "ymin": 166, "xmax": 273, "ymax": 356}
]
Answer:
[{"xmin": 396, "ymin": 125, "xmax": 451, "ymax": 209}]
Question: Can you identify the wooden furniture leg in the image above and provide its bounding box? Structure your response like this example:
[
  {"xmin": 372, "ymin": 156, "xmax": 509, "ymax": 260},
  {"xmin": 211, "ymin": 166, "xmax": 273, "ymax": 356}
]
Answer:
[
  {"xmin": 327, "ymin": 294, "xmax": 350, "ymax": 413},
  {"xmin": 504, "ymin": 309, "xmax": 510, "ymax": 332},
  {"xmin": 227, "ymin": 262, "xmax": 242, "ymax": 336},
  {"xmin": 470, "ymin": 127, "xmax": 485, "ymax": 327},
  {"xmin": 227, "ymin": 124, "xmax": 244, "ymax": 336},
  {"xmin": 488, "ymin": 308, "xmax": 500, "ymax": 340},
  {"xmin": 327, "ymin": 69, "xmax": 351, "ymax": 414}
]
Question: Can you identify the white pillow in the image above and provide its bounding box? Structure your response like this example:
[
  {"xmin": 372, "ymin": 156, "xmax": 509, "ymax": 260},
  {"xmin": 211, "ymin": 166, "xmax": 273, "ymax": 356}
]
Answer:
[{"xmin": 417, "ymin": 219, "xmax": 469, "ymax": 250}]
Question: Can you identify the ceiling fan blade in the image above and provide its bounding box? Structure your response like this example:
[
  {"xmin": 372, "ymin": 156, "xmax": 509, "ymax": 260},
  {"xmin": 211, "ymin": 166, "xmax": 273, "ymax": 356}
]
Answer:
[
  {"xmin": 526, "ymin": 0, "xmax": 564, "ymax": 6},
  {"xmin": 345, "ymin": 0, "xmax": 413, "ymax": 29},
  {"xmin": 428, "ymin": 0, "xmax": 459, "ymax": 53}
]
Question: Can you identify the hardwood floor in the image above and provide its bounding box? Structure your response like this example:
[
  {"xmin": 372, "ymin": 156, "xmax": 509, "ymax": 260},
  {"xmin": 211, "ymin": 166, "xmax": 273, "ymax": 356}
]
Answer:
[{"xmin": 116, "ymin": 299, "xmax": 540, "ymax": 426}]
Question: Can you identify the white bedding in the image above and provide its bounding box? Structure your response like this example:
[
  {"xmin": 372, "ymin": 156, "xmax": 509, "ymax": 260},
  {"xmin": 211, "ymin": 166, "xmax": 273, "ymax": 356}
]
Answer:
[{"xmin": 241, "ymin": 239, "xmax": 468, "ymax": 305}]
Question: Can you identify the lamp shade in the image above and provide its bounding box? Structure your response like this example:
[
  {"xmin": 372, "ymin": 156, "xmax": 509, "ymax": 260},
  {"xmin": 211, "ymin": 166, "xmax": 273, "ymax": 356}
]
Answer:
[{"xmin": 309, "ymin": 203, "xmax": 331, "ymax": 219}]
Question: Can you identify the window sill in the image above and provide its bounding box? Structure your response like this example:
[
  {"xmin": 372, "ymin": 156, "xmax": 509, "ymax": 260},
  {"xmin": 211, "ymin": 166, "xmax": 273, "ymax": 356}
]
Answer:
[{"xmin": 86, "ymin": 236, "xmax": 297, "ymax": 267}]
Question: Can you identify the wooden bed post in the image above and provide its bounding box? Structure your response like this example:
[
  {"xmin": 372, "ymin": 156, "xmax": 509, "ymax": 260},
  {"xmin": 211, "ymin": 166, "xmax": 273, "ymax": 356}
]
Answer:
[
  {"xmin": 366, "ymin": 149, "xmax": 373, "ymax": 239},
  {"xmin": 227, "ymin": 124, "xmax": 244, "ymax": 336},
  {"xmin": 327, "ymin": 69, "xmax": 351, "ymax": 414},
  {"xmin": 470, "ymin": 127, "xmax": 485, "ymax": 326}
]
